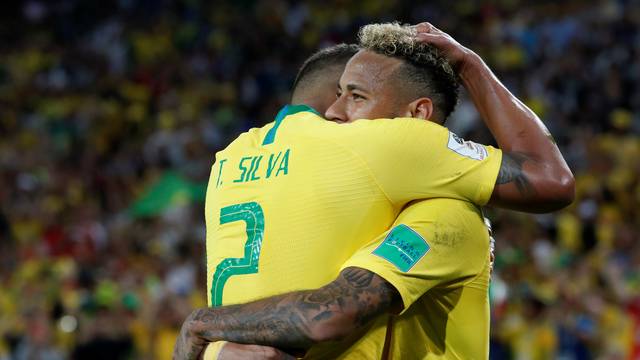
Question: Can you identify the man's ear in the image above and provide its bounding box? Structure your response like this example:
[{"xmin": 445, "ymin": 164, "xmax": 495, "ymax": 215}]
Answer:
[{"xmin": 403, "ymin": 97, "xmax": 434, "ymax": 121}]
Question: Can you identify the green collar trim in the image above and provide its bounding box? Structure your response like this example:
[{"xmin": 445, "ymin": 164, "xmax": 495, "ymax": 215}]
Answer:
[
  {"xmin": 283, "ymin": 104, "xmax": 321, "ymax": 117},
  {"xmin": 262, "ymin": 104, "xmax": 320, "ymax": 145}
]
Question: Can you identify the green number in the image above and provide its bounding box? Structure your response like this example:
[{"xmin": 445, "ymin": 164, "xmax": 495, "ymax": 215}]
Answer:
[{"xmin": 211, "ymin": 202, "xmax": 265, "ymax": 306}]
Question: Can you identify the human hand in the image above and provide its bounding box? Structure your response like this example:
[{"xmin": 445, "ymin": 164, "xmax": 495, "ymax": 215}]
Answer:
[
  {"xmin": 413, "ymin": 22, "xmax": 477, "ymax": 73},
  {"xmin": 174, "ymin": 310, "xmax": 209, "ymax": 360},
  {"xmin": 219, "ymin": 342, "xmax": 296, "ymax": 360},
  {"xmin": 173, "ymin": 323, "xmax": 207, "ymax": 360}
]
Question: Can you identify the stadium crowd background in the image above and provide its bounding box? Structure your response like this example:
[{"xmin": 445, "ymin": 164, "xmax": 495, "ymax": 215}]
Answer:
[{"xmin": 1, "ymin": 0, "xmax": 639, "ymax": 359}]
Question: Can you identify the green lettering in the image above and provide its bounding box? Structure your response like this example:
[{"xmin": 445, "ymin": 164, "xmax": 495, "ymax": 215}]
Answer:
[
  {"xmin": 216, "ymin": 159, "xmax": 227, "ymax": 188},
  {"xmin": 234, "ymin": 157, "xmax": 252, "ymax": 183},
  {"xmin": 275, "ymin": 149, "xmax": 290, "ymax": 177},
  {"xmin": 249, "ymin": 156, "xmax": 263, "ymax": 181},
  {"xmin": 246, "ymin": 157, "xmax": 257, "ymax": 181},
  {"xmin": 266, "ymin": 152, "xmax": 282, "ymax": 178}
]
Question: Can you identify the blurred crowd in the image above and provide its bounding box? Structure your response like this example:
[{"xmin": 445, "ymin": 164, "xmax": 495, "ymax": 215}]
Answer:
[{"xmin": 0, "ymin": 0, "xmax": 639, "ymax": 359}]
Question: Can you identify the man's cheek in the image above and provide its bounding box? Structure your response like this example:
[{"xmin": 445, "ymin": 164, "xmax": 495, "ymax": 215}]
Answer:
[{"xmin": 345, "ymin": 103, "xmax": 358, "ymax": 121}]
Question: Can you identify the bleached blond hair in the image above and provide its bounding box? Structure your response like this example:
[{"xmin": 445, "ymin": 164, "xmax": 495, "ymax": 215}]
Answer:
[
  {"xmin": 359, "ymin": 23, "xmax": 419, "ymax": 57},
  {"xmin": 358, "ymin": 23, "xmax": 459, "ymax": 122}
]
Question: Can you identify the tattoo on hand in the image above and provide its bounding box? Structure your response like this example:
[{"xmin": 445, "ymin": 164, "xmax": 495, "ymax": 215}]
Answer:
[
  {"xmin": 177, "ymin": 267, "xmax": 397, "ymax": 355},
  {"xmin": 497, "ymin": 152, "xmax": 536, "ymax": 197},
  {"xmin": 174, "ymin": 317, "xmax": 206, "ymax": 360},
  {"xmin": 342, "ymin": 268, "xmax": 374, "ymax": 288}
]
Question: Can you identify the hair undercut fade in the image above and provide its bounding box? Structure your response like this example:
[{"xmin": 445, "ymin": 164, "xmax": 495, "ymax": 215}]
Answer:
[
  {"xmin": 291, "ymin": 43, "xmax": 360, "ymax": 96},
  {"xmin": 358, "ymin": 23, "xmax": 459, "ymax": 123}
]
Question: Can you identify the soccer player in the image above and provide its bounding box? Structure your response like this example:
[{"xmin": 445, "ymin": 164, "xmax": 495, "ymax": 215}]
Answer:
[{"xmin": 174, "ymin": 22, "xmax": 573, "ymax": 359}]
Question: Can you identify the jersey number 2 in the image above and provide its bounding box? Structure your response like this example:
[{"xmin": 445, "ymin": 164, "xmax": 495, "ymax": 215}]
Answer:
[{"xmin": 211, "ymin": 202, "xmax": 265, "ymax": 306}]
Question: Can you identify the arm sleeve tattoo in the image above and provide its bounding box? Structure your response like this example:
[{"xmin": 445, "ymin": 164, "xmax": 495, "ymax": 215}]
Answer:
[
  {"xmin": 183, "ymin": 267, "xmax": 398, "ymax": 352},
  {"xmin": 496, "ymin": 151, "xmax": 536, "ymax": 197}
]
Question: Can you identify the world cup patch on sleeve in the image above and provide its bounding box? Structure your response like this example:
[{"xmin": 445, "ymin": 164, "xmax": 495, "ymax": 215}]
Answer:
[
  {"xmin": 372, "ymin": 224, "xmax": 430, "ymax": 272},
  {"xmin": 447, "ymin": 131, "xmax": 488, "ymax": 160}
]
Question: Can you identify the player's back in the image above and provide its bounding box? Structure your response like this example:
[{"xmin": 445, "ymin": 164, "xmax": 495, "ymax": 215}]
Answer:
[
  {"xmin": 206, "ymin": 102, "xmax": 501, "ymax": 306},
  {"xmin": 204, "ymin": 104, "xmax": 502, "ymax": 359},
  {"xmin": 205, "ymin": 105, "xmax": 396, "ymax": 306}
]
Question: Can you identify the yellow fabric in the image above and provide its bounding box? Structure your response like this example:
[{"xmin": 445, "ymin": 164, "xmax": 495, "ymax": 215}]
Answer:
[
  {"xmin": 202, "ymin": 341, "xmax": 227, "ymax": 360},
  {"xmin": 204, "ymin": 107, "xmax": 500, "ymax": 358},
  {"xmin": 308, "ymin": 199, "xmax": 491, "ymax": 359}
]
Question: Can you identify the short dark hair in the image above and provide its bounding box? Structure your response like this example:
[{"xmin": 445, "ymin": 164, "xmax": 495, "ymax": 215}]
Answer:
[
  {"xmin": 291, "ymin": 43, "xmax": 360, "ymax": 96},
  {"xmin": 359, "ymin": 23, "xmax": 459, "ymax": 123}
]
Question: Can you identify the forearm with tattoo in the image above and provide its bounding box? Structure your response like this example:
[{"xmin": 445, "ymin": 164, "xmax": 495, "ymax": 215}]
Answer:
[
  {"xmin": 459, "ymin": 53, "xmax": 574, "ymax": 212},
  {"xmin": 174, "ymin": 267, "xmax": 398, "ymax": 359},
  {"xmin": 490, "ymin": 148, "xmax": 575, "ymax": 212},
  {"xmin": 415, "ymin": 22, "xmax": 574, "ymax": 212}
]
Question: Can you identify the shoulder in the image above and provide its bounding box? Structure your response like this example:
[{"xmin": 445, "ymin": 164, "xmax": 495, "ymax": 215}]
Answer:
[
  {"xmin": 397, "ymin": 199, "xmax": 483, "ymax": 227},
  {"xmin": 396, "ymin": 200, "xmax": 489, "ymax": 274},
  {"xmin": 395, "ymin": 199, "xmax": 488, "ymax": 255},
  {"xmin": 344, "ymin": 117, "xmax": 447, "ymax": 133},
  {"xmin": 336, "ymin": 118, "xmax": 450, "ymax": 151},
  {"xmin": 214, "ymin": 125, "xmax": 270, "ymax": 160}
]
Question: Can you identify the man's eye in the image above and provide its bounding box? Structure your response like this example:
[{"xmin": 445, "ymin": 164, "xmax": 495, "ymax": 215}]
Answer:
[{"xmin": 352, "ymin": 93, "xmax": 365, "ymax": 100}]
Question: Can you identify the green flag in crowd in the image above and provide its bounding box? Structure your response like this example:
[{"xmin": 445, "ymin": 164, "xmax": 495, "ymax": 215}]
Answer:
[{"xmin": 129, "ymin": 171, "xmax": 206, "ymax": 217}]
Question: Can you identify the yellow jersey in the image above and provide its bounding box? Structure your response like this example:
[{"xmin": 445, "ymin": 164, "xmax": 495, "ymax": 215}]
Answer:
[
  {"xmin": 203, "ymin": 105, "xmax": 500, "ymax": 359},
  {"xmin": 305, "ymin": 199, "xmax": 492, "ymax": 359}
]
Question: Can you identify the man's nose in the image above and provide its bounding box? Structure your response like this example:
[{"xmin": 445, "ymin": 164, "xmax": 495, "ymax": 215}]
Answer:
[{"xmin": 325, "ymin": 96, "xmax": 348, "ymax": 123}]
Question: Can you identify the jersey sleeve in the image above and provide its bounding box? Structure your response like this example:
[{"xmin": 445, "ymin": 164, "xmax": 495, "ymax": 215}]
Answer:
[
  {"xmin": 342, "ymin": 118, "xmax": 502, "ymax": 206},
  {"xmin": 340, "ymin": 199, "xmax": 490, "ymax": 313}
]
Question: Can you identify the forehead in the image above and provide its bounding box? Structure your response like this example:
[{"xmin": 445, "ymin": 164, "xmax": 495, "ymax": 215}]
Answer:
[{"xmin": 341, "ymin": 50, "xmax": 404, "ymax": 89}]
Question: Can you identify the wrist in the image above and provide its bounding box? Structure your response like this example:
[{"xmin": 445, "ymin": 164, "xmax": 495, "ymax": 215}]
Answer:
[
  {"xmin": 188, "ymin": 308, "xmax": 220, "ymax": 342},
  {"xmin": 458, "ymin": 51, "xmax": 484, "ymax": 82}
]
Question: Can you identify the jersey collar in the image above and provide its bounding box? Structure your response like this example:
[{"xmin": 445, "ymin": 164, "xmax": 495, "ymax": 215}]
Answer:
[
  {"xmin": 281, "ymin": 104, "xmax": 321, "ymax": 117},
  {"xmin": 263, "ymin": 104, "xmax": 321, "ymax": 145}
]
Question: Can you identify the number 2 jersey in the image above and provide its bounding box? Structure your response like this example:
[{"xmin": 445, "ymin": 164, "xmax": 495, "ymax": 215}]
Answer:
[{"xmin": 203, "ymin": 105, "xmax": 501, "ymax": 357}]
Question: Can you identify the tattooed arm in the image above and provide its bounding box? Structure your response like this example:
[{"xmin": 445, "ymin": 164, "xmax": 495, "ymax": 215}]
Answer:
[
  {"xmin": 416, "ymin": 23, "xmax": 574, "ymax": 213},
  {"xmin": 173, "ymin": 267, "xmax": 399, "ymax": 360}
]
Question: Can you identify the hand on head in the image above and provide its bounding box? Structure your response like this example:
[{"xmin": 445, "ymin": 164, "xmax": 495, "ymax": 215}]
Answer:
[{"xmin": 412, "ymin": 22, "xmax": 474, "ymax": 73}]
